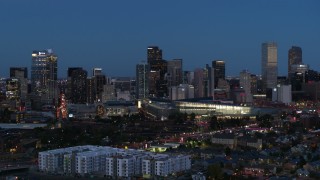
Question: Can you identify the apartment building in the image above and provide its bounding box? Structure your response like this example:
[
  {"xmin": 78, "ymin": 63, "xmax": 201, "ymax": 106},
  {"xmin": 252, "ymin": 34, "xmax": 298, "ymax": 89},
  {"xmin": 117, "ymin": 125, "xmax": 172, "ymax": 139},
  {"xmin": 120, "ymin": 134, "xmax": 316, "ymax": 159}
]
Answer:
[{"xmin": 38, "ymin": 145, "xmax": 191, "ymax": 178}]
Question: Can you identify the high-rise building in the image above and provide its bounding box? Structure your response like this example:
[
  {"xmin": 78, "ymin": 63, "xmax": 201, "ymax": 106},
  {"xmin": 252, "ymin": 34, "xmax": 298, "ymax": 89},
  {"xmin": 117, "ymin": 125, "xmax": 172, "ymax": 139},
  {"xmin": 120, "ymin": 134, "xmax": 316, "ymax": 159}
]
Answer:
[
  {"xmin": 31, "ymin": 49, "xmax": 58, "ymax": 107},
  {"xmin": 67, "ymin": 67, "xmax": 87, "ymax": 104},
  {"xmin": 305, "ymin": 70, "xmax": 320, "ymax": 83},
  {"xmin": 261, "ymin": 42, "xmax": 278, "ymax": 91},
  {"xmin": 205, "ymin": 64, "xmax": 215, "ymax": 98},
  {"xmin": 167, "ymin": 59, "xmax": 183, "ymax": 88},
  {"xmin": 288, "ymin": 46, "xmax": 302, "ymax": 77},
  {"xmin": 194, "ymin": 68, "xmax": 205, "ymax": 98},
  {"xmin": 147, "ymin": 46, "xmax": 162, "ymax": 63},
  {"xmin": 272, "ymin": 84, "xmax": 292, "ymax": 105},
  {"xmin": 95, "ymin": 74, "xmax": 106, "ymax": 102},
  {"xmin": 250, "ymin": 74, "xmax": 258, "ymax": 95},
  {"xmin": 169, "ymin": 84, "xmax": 194, "ymax": 100},
  {"xmin": 212, "ymin": 60, "xmax": 225, "ymax": 88},
  {"xmin": 102, "ymin": 84, "xmax": 116, "ymax": 102},
  {"xmin": 183, "ymin": 71, "xmax": 194, "ymax": 85},
  {"xmin": 5, "ymin": 78, "xmax": 20, "ymax": 100},
  {"xmin": 86, "ymin": 77, "xmax": 95, "ymax": 104},
  {"xmin": 10, "ymin": 67, "xmax": 28, "ymax": 100},
  {"xmin": 10, "ymin": 67, "xmax": 28, "ymax": 79},
  {"xmin": 239, "ymin": 70, "xmax": 253, "ymax": 103},
  {"xmin": 149, "ymin": 60, "xmax": 168, "ymax": 97},
  {"xmin": 67, "ymin": 67, "xmax": 82, "ymax": 100},
  {"xmin": 92, "ymin": 68, "xmax": 103, "ymax": 76},
  {"xmin": 136, "ymin": 63, "xmax": 149, "ymax": 99}
]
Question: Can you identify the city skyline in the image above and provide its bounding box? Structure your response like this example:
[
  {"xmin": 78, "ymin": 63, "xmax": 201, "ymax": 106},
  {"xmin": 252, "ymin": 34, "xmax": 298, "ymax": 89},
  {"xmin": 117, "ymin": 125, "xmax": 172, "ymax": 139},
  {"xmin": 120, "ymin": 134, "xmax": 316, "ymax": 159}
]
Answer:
[{"xmin": 0, "ymin": 0, "xmax": 319, "ymax": 78}]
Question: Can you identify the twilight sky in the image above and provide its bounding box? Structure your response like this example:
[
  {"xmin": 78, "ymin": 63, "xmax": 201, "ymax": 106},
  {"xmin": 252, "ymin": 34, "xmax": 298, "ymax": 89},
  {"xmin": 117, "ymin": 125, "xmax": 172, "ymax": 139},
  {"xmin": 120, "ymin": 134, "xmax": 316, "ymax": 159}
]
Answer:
[{"xmin": 0, "ymin": 0, "xmax": 319, "ymax": 78}]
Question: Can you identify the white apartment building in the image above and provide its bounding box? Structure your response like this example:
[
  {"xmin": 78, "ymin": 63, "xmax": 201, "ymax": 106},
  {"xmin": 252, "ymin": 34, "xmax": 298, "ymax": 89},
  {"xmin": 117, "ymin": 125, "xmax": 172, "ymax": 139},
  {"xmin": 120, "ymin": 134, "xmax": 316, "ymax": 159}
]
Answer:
[
  {"xmin": 142, "ymin": 154, "xmax": 191, "ymax": 177},
  {"xmin": 39, "ymin": 145, "xmax": 191, "ymax": 178}
]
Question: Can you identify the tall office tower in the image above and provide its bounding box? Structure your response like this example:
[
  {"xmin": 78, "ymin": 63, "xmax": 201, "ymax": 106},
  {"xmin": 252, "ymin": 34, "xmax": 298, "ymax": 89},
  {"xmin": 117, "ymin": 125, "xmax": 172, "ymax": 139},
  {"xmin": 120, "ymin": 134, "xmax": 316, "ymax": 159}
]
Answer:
[
  {"xmin": 205, "ymin": 64, "xmax": 215, "ymax": 98},
  {"xmin": 250, "ymin": 74, "xmax": 258, "ymax": 95},
  {"xmin": 147, "ymin": 46, "xmax": 167, "ymax": 98},
  {"xmin": 31, "ymin": 49, "xmax": 58, "ymax": 107},
  {"xmin": 67, "ymin": 67, "xmax": 82, "ymax": 100},
  {"xmin": 136, "ymin": 63, "xmax": 149, "ymax": 99},
  {"xmin": 183, "ymin": 71, "xmax": 194, "ymax": 85},
  {"xmin": 92, "ymin": 68, "xmax": 103, "ymax": 76},
  {"xmin": 212, "ymin": 60, "xmax": 225, "ymax": 88},
  {"xmin": 95, "ymin": 74, "xmax": 106, "ymax": 102},
  {"xmin": 169, "ymin": 84, "xmax": 194, "ymax": 100},
  {"xmin": 167, "ymin": 59, "xmax": 183, "ymax": 88},
  {"xmin": 10, "ymin": 67, "xmax": 28, "ymax": 78},
  {"xmin": 67, "ymin": 68, "xmax": 87, "ymax": 104},
  {"xmin": 261, "ymin": 42, "xmax": 278, "ymax": 91},
  {"xmin": 149, "ymin": 59, "xmax": 168, "ymax": 97},
  {"xmin": 147, "ymin": 46, "xmax": 162, "ymax": 63},
  {"xmin": 239, "ymin": 70, "xmax": 253, "ymax": 103},
  {"xmin": 193, "ymin": 68, "xmax": 205, "ymax": 98},
  {"xmin": 102, "ymin": 84, "xmax": 116, "ymax": 102},
  {"xmin": 10, "ymin": 67, "xmax": 28, "ymax": 101},
  {"xmin": 86, "ymin": 77, "xmax": 95, "ymax": 104},
  {"xmin": 5, "ymin": 78, "xmax": 20, "ymax": 100},
  {"xmin": 290, "ymin": 64, "xmax": 309, "ymax": 84},
  {"xmin": 291, "ymin": 72, "xmax": 304, "ymax": 91},
  {"xmin": 288, "ymin": 46, "xmax": 302, "ymax": 77}
]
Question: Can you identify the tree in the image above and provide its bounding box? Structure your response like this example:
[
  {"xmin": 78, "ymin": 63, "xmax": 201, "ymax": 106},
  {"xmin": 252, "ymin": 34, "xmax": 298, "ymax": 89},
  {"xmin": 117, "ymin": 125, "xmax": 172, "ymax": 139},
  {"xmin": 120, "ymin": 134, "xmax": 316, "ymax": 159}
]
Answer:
[
  {"xmin": 190, "ymin": 113, "xmax": 196, "ymax": 121},
  {"xmin": 225, "ymin": 146, "xmax": 231, "ymax": 157},
  {"xmin": 207, "ymin": 164, "xmax": 223, "ymax": 180},
  {"xmin": 209, "ymin": 116, "xmax": 218, "ymax": 130},
  {"xmin": 257, "ymin": 114, "xmax": 273, "ymax": 128}
]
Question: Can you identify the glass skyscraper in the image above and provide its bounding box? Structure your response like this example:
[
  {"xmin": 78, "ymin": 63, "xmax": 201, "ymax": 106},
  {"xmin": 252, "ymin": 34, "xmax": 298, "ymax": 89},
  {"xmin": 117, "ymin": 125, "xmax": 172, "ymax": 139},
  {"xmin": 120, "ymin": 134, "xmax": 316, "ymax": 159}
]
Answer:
[
  {"xmin": 288, "ymin": 46, "xmax": 302, "ymax": 77},
  {"xmin": 136, "ymin": 63, "xmax": 149, "ymax": 99},
  {"xmin": 31, "ymin": 49, "xmax": 58, "ymax": 106},
  {"xmin": 212, "ymin": 60, "xmax": 225, "ymax": 89},
  {"xmin": 261, "ymin": 42, "xmax": 278, "ymax": 91}
]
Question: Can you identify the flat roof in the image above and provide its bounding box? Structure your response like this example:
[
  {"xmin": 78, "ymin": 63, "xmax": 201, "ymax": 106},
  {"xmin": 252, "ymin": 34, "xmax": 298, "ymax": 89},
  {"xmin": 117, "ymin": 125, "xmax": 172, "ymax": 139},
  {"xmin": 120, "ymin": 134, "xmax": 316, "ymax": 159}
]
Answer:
[{"xmin": 0, "ymin": 123, "xmax": 47, "ymax": 129}]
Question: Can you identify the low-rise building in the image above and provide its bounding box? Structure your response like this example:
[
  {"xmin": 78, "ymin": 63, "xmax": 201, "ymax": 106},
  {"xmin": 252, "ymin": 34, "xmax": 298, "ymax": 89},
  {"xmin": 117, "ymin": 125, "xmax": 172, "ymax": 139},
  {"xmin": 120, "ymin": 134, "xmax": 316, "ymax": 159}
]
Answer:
[
  {"xmin": 39, "ymin": 145, "xmax": 191, "ymax": 178},
  {"xmin": 211, "ymin": 133, "xmax": 237, "ymax": 149}
]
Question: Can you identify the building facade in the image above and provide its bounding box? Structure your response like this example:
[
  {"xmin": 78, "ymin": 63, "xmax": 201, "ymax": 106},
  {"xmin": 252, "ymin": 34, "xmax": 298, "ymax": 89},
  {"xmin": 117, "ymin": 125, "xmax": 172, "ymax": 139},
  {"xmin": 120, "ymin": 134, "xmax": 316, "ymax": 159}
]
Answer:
[
  {"xmin": 212, "ymin": 60, "xmax": 225, "ymax": 88},
  {"xmin": 31, "ymin": 49, "xmax": 58, "ymax": 108},
  {"xmin": 261, "ymin": 42, "xmax": 278, "ymax": 91},
  {"xmin": 240, "ymin": 70, "xmax": 253, "ymax": 103},
  {"xmin": 147, "ymin": 46, "xmax": 162, "ymax": 63},
  {"xmin": 167, "ymin": 59, "xmax": 183, "ymax": 88},
  {"xmin": 10, "ymin": 67, "xmax": 28, "ymax": 101},
  {"xmin": 136, "ymin": 63, "xmax": 149, "ymax": 99},
  {"xmin": 39, "ymin": 145, "xmax": 191, "ymax": 178},
  {"xmin": 288, "ymin": 46, "xmax": 302, "ymax": 78},
  {"xmin": 67, "ymin": 67, "xmax": 88, "ymax": 104}
]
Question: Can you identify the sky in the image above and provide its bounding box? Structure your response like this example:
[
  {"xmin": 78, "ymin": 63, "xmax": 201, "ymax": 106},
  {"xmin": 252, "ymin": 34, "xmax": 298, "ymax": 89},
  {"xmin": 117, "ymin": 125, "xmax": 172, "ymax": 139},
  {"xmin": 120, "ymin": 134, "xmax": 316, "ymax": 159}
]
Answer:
[{"xmin": 0, "ymin": 0, "xmax": 319, "ymax": 78}]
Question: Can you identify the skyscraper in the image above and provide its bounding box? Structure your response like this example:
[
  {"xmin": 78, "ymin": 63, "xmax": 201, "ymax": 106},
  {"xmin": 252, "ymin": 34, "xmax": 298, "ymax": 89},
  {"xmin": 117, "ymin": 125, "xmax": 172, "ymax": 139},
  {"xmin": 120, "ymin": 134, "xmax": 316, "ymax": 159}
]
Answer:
[
  {"xmin": 146, "ymin": 46, "xmax": 167, "ymax": 98},
  {"xmin": 212, "ymin": 60, "xmax": 225, "ymax": 88},
  {"xmin": 149, "ymin": 59, "xmax": 167, "ymax": 97},
  {"xmin": 147, "ymin": 46, "xmax": 162, "ymax": 64},
  {"xmin": 193, "ymin": 68, "xmax": 205, "ymax": 98},
  {"xmin": 95, "ymin": 74, "xmax": 107, "ymax": 102},
  {"xmin": 92, "ymin": 68, "xmax": 103, "ymax": 76},
  {"xmin": 288, "ymin": 46, "xmax": 302, "ymax": 78},
  {"xmin": 167, "ymin": 59, "xmax": 183, "ymax": 88},
  {"xmin": 261, "ymin": 42, "xmax": 278, "ymax": 91},
  {"xmin": 86, "ymin": 77, "xmax": 95, "ymax": 104},
  {"xmin": 31, "ymin": 49, "xmax": 58, "ymax": 107},
  {"xmin": 10, "ymin": 67, "xmax": 28, "ymax": 79},
  {"xmin": 67, "ymin": 67, "xmax": 87, "ymax": 104},
  {"xmin": 10, "ymin": 67, "xmax": 28, "ymax": 101},
  {"xmin": 239, "ymin": 70, "xmax": 253, "ymax": 103},
  {"xmin": 136, "ymin": 63, "xmax": 149, "ymax": 99}
]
